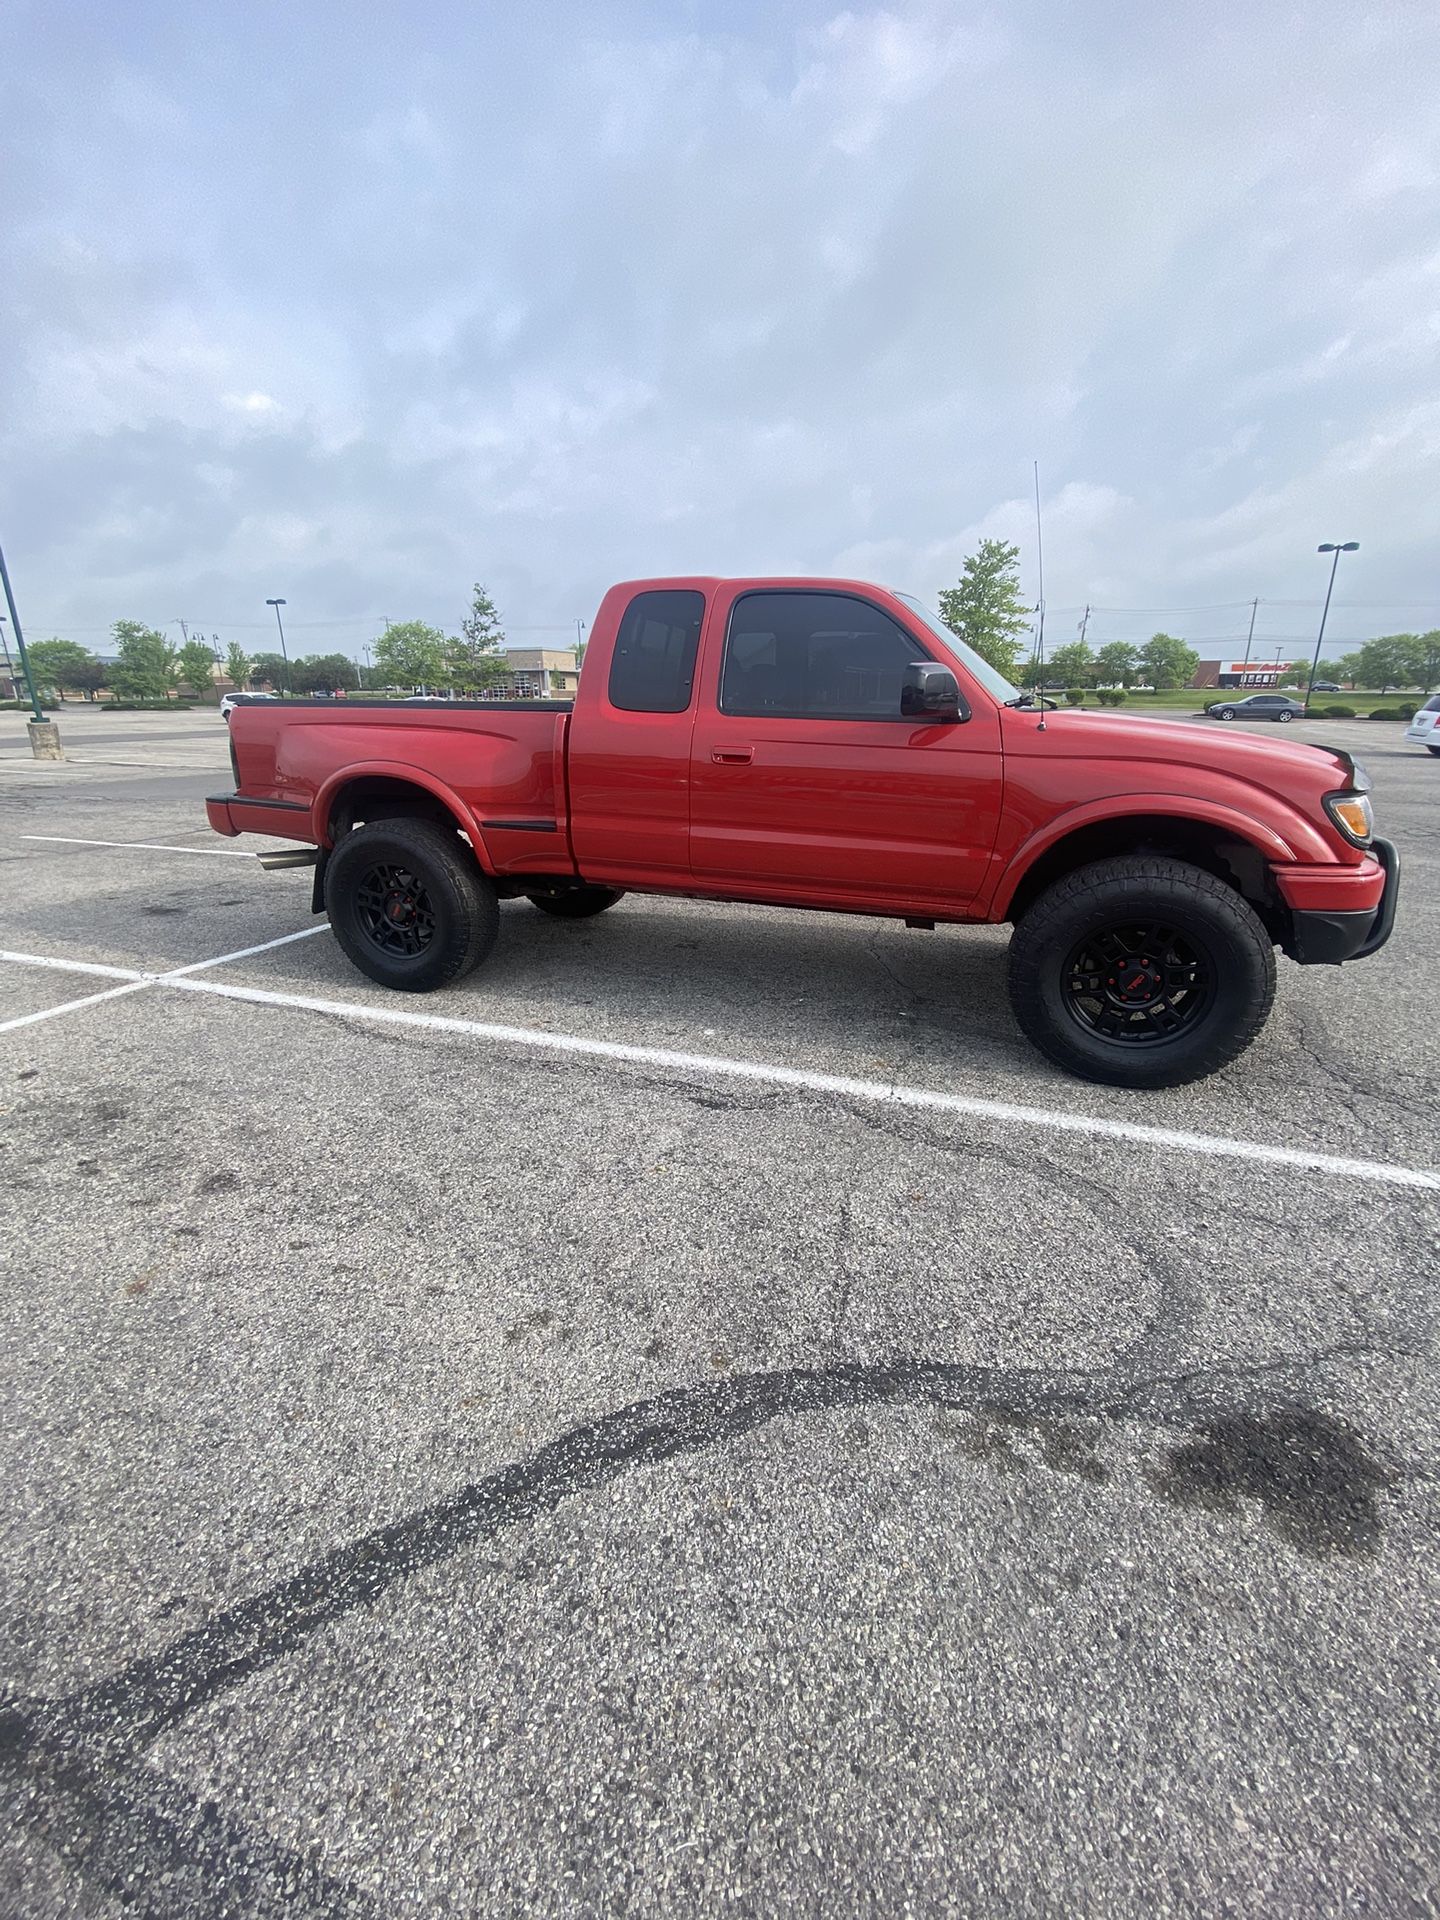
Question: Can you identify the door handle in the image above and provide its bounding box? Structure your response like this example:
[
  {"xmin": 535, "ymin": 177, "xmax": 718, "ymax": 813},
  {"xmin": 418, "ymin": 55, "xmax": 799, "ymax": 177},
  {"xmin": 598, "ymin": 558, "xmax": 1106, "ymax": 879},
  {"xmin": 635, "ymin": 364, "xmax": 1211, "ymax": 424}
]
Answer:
[{"xmin": 711, "ymin": 746, "xmax": 754, "ymax": 764}]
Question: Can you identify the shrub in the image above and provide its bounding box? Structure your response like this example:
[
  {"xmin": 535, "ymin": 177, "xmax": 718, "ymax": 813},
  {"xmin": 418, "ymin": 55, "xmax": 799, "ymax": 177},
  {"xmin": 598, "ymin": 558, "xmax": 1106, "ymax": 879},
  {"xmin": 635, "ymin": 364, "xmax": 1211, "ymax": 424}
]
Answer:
[
  {"xmin": 101, "ymin": 701, "xmax": 196, "ymax": 712},
  {"xmin": 1397, "ymin": 703, "xmax": 1418, "ymax": 721},
  {"xmin": 1096, "ymin": 687, "xmax": 1126, "ymax": 706},
  {"xmin": 1317, "ymin": 704, "xmax": 1356, "ymax": 718},
  {"xmin": 1364, "ymin": 707, "xmax": 1405, "ymax": 722},
  {"xmin": 1064, "ymin": 687, "xmax": 1085, "ymax": 706}
]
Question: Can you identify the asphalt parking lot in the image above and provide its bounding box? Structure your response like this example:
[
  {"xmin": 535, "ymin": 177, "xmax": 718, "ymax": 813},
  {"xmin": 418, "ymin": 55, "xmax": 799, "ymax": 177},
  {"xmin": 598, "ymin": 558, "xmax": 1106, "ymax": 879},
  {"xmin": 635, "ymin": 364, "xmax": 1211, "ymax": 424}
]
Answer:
[{"xmin": 2, "ymin": 704, "xmax": 1437, "ymax": 1918}]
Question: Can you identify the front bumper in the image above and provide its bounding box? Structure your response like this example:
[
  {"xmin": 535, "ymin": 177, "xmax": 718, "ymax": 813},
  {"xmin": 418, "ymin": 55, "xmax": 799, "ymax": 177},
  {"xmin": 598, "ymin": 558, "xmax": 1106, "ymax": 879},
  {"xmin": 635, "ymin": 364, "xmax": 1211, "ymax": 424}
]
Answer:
[{"xmin": 1283, "ymin": 837, "xmax": 1400, "ymax": 965}]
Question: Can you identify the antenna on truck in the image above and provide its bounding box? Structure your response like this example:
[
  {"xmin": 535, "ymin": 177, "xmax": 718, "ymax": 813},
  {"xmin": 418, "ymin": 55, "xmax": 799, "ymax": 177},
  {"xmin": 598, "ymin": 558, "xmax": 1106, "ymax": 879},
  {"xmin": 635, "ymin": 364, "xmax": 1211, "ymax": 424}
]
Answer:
[{"xmin": 1032, "ymin": 460, "xmax": 1047, "ymax": 732}]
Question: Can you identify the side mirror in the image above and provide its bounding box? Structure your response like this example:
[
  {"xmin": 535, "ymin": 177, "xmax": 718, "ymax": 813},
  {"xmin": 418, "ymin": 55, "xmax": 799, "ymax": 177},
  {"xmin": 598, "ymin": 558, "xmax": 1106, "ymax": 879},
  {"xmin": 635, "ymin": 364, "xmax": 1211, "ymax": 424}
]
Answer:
[{"xmin": 901, "ymin": 661, "xmax": 967, "ymax": 722}]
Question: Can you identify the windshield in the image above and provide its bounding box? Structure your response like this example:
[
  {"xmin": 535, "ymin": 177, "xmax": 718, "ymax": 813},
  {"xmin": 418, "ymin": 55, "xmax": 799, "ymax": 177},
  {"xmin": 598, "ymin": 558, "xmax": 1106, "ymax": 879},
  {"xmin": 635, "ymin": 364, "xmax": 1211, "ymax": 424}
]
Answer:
[{"xmin": 896, "ymin": 594, "xmax": 1022, "ymax": 705}]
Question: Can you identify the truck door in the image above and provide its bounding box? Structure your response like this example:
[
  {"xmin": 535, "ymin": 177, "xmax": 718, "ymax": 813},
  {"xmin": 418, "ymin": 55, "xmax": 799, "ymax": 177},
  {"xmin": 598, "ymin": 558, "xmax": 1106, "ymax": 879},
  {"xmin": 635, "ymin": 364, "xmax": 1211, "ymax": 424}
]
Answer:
[
  {"xmin": 688, "ymin": 587, "xmax": 1003, "ymax": 909},
  {"xmin": 566, "ymin": 586, "xmax": 706, "ymax": 887}
]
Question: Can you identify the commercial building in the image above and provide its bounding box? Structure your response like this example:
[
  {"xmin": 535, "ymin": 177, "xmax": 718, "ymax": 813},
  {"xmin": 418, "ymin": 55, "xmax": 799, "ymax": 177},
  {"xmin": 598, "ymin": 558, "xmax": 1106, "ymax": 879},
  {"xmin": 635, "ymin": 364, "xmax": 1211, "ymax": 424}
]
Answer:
[
  {"xmin": 1191, "ymin": 658, "xmax": 1302, "ymax": 691},
  {"xmin": 497, "ymin": 648, "xmax": 580, "ymax": 698}
]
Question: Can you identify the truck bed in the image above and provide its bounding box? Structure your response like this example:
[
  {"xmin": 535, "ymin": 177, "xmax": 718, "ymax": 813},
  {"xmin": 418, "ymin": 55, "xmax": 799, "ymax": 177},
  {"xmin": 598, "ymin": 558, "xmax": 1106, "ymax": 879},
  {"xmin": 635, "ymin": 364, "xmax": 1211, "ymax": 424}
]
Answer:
[{"xmin": 211, "ymin": 697, "xmax": 577, "ymax": 876}]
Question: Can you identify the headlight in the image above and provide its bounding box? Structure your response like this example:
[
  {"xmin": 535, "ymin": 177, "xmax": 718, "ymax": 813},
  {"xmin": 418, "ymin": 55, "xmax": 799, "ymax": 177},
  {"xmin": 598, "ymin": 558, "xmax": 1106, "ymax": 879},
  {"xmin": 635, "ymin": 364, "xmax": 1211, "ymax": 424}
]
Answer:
[{"xmin": 1325, "ymin": 791, "xmax": 1374, "ymax": 845}]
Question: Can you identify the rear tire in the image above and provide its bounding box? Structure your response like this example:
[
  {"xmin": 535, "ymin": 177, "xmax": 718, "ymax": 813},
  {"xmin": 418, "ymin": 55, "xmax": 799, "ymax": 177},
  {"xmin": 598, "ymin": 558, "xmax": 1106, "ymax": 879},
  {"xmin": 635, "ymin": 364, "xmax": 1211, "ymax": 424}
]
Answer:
[
  {"xmin": 1428, "ymin": 745, "xmax": 1440, "ymax": 756},
  {"xmin": 325, "ymin": 818, "xmax": 498, "ymax": 992},
  {"xmin": 1276, "ymin": 710, "xmax": 1293, "ymax": 722},
  {"xmin": 1008, "ymin": 856, "xmax": 1276, "ymax": 1088},
  {"xmin": 527, "ymin": 887, "xmax": 626, "ymax": 919}
]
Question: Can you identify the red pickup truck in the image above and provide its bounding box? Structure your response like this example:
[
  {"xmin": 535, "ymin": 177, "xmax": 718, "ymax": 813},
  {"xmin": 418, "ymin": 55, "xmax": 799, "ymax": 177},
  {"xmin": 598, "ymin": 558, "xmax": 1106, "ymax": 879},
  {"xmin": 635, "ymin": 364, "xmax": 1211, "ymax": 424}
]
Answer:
[{"xmin": 209, "ymin": 576, "xmax": 1397, "ymax": 1088}]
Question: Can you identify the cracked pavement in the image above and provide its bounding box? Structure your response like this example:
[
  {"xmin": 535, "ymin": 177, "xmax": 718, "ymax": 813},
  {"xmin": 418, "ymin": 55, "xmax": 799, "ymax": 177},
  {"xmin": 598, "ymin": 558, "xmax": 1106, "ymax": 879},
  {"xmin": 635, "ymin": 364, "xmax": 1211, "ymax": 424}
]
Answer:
[{"xmin": 1, "ymin": 709, "xmax": 1438, "ymax": 1917}]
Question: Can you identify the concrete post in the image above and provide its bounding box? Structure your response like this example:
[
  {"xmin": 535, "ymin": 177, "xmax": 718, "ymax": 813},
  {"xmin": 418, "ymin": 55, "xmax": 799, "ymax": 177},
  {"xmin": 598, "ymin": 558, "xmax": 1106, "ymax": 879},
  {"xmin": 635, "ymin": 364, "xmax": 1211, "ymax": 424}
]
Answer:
[{"xmin": 27, "ymin": 719, "xmax": 63, "ymax": 760}]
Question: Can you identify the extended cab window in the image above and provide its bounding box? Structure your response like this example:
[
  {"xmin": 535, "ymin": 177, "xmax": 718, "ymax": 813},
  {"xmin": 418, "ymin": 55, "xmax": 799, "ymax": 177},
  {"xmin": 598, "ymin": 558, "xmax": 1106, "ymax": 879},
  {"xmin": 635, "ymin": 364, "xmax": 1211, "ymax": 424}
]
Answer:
[
  {"xmin": 608, "ymin": 590, "xmax": 705, "ymax": 713},
  {"xmin": 720, "ymin": 592, "xmax": 927, "ymax": 720}
]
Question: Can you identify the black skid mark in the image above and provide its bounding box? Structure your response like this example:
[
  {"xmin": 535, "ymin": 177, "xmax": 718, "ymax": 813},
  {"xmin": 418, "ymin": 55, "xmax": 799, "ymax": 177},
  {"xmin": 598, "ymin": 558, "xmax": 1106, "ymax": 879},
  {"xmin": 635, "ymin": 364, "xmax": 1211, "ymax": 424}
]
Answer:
[{"xmin": 1, "ymin": 1344, "xmax": 1407, "ymax": 1918}]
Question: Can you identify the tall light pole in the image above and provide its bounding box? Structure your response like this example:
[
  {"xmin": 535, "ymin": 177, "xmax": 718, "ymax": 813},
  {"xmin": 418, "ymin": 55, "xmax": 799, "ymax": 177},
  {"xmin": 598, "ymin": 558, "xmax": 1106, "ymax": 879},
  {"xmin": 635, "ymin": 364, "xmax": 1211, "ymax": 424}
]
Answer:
[
  {"xmin": 265, "ymin": 597, "xmax": 290, "ymax": 694},
  {"xmin": 0, "ymin": 538, "xmax": 49, "ymax": 732},
  {"xmin": 1306, "ymin": 543, "xmax": 1358, "ymax": 714},
  {"xmin": 0, "ymin": 614, "xmax": 15, "ymax": 698}
]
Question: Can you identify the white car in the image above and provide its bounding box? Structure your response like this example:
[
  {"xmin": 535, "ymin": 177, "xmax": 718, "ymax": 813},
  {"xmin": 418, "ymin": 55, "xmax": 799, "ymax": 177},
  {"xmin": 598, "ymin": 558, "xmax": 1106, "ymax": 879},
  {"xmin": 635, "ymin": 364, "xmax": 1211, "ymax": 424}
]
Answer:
[
  {"xmin": 1404, "ymin": 695, "xmax": 1440, "ymax": 754},
  {"xmin": 220, "ymin": 691, "xmax": 279, "ymax": 722}
]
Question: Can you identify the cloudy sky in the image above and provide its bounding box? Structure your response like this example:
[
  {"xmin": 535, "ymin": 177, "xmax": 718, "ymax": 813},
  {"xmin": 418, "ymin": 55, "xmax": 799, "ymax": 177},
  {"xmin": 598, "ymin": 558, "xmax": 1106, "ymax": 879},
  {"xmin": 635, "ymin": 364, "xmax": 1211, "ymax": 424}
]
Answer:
[{"xmin": 3, "ymin": 0, "xmax": 1437, "ymax": 667}]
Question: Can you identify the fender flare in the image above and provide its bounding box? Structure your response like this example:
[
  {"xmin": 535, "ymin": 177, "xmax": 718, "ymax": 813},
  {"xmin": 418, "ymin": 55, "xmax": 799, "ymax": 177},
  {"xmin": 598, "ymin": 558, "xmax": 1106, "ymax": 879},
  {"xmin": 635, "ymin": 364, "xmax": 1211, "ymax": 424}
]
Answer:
[
  {"xmin": 987, "ymin": 794, "xmax": 1302, "ymax": 918},
  {"xmin": 313, "ymin": 760, "xmax": 497, "ymax": 873}
]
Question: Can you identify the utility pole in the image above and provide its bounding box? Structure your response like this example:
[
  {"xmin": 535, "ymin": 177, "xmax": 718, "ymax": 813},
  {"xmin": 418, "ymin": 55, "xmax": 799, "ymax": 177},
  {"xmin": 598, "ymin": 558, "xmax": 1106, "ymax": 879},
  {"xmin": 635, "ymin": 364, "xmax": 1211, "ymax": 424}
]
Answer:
[
  {"xmin": 1077, "ymin": 605, "xmax": 1091, "ymax": 645},
  {"xmin": 0, "ymin": 537, "xmax": 60, "ymax": 755},
  {"xmin": 1241, "ymin": 598, "xmax": 1258, "ymax": 671}
]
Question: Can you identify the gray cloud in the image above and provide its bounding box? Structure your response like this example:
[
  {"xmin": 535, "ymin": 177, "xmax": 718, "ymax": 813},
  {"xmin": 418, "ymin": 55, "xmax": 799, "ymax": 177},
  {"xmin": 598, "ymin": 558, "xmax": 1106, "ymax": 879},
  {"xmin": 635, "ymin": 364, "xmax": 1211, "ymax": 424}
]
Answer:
[{"xmin": 2, "ymin": 0, "xmax": 1437, "ymax": 661}]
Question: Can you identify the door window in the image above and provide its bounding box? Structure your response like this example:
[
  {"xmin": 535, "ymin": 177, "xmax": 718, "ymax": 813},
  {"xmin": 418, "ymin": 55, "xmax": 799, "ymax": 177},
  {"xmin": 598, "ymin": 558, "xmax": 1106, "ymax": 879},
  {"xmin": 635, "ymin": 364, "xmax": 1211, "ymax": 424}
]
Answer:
[{"xmin": 719, "ymin": 592, "xmax": 928, "ymax": 720}]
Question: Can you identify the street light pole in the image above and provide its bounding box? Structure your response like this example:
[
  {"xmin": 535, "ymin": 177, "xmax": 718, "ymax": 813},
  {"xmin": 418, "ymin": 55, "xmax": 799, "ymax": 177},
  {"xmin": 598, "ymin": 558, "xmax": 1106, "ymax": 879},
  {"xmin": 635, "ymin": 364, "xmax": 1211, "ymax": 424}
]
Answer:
[
  {"xmin": 0, "ymin": 540, "xmax": 46, "ymax": 724},
  {"xmin": 265, "ymin": 597, "xmax": 290, "ymax": 695},
  {"xmin": 1306, "ymin": 542, "xmax": 1358, "ymax": 714},
  {"xmin": 0, "ymin": 540, "xmax": 60, "ymax": 760},
  {"xmin": 1241, "ymin": 597, "xmax": 1258, "ymax": 671}
]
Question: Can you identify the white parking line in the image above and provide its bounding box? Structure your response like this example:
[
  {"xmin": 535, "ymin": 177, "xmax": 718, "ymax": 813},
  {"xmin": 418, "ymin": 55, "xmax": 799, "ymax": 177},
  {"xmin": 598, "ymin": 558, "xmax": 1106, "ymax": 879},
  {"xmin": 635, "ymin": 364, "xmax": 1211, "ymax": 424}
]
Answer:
[
  {"xmin": 159, "ymin": 925, "xmax": 329, "ymax": 978},
  {"xmin": 0, "ymin": 949, "xmax": 147, "ymax": 982},
  {"xmin": 0, "ymin": 980, "xmax": 153, "ymax": 1034},
  {"xmin": 19, "ymin": 835, "xmax": 253, "ymax": 859},
  {"xmin": 4, "ymin": 936, "xmax": 1437, "ymax": 1192},
  {"xmin": 164, "ymin": 974, "xmax": 1440, "ymax": 1193}
]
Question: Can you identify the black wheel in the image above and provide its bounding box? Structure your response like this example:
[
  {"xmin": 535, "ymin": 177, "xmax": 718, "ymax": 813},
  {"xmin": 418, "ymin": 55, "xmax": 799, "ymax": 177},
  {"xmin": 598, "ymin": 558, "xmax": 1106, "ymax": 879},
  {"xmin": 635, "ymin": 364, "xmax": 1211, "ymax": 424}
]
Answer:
[
  {"xmin": 1428, "ymin": 745, "xmax": 1440, "ymax": 757},
  {"xmin": 1217, "ymin": 707, "xmax": 1236, "ymax": 720},
  {"xmin": 325, "ymin": 818, "xmax": 498, "ymax": 992},
  {"xmin": 1276, "ymin": 710, "xmax": 1293, "ymax": 722},
  {"xmin": 526, "ymin": 887, "xmax": 626, "ymax": 919},
  {"xmin": 1008, "ymin": 856, "xmax": 1276, "ymax": 1088}
]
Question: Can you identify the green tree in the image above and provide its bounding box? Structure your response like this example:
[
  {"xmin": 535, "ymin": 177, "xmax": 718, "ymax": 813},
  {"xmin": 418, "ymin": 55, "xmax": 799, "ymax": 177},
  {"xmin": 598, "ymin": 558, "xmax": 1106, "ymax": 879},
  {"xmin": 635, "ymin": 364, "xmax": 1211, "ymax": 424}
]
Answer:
[
  {"xmin": 68, "ymin": 658, "xmax": 109, "ymax": 699},
  {"xmin": 1403, "ymin": 630, "xmax": 1440, "ymax": 691},
  {"xmin": 375, "ymin": 620, "xmax": 448, "ymax": 690},
  {"xmin": 1137, "ymin": 632, "xmax": 1200, "ymax": 690},
  {"xmin": 25, "ymin": 639, "xmax": 95, "ymax": 700},
  {"xmin": 1334, "ymin": 652, "xmax": 1365, "ymax": 688},
  {"xmin": 1356, "ymin": 635, "xmax": 1415, "ymax": 694},
  {"xmin": 109, "ymin": 622, "xmax": 177, "ymax": 701},
  {"xmin": 1047, "ymin": 640, "xmax": 1095, "ymax": 688},
  {"xmin": 937, "ymin": 538, "xmax": 1031, "ymax": 680},
  {"xmin": 226, "ymin": 642, "xmax": 252, "ymax": 689},
  {"xmin": 291, "ymin": 652, "xmax": 360, "ymax": 694},
  {"xmin": 177, "ymin": 639, "xmax": 219, "ymax": 699},
  {"xmin": 1094, "ymin": 641, "xmax": 1139, "ymax": 687},
  {"xmin": 249, "ymin": 651, "xmax": 288, "ymax": 689},
  {"xmin": 1311, "ymin": 659, "xmax": 1345, "ymax": 684},
  {"xmin": 446, "ymin": 583, "xmax": 508, "ymax": 691}
]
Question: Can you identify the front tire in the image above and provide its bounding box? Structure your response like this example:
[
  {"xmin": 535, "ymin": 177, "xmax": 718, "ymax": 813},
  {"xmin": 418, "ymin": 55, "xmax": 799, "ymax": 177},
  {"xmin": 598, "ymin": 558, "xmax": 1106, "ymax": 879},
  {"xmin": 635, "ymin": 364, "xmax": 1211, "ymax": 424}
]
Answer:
[
  {"xmin": 1217, "ymin": 707, "xmax": 1236, "ymax": 721},
  {"xmin": 325, "ymin": 817, "xmax": 498, "ymax": 992},
  {"xmin": 1008, "ymin": 856, "xmax": 1276, "ymax": 1088},
  {"xmin": 527, "ymin": 887, "xmax": 626, "ymax": 920}
]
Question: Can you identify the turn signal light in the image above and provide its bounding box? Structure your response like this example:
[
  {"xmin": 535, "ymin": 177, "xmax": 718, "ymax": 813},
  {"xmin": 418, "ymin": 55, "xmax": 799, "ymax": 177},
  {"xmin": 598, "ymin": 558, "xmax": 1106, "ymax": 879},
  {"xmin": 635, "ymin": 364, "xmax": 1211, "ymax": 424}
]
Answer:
[{"xmin": 1325, "ymin": 792, "xmax": 1374, "ymax": 845}]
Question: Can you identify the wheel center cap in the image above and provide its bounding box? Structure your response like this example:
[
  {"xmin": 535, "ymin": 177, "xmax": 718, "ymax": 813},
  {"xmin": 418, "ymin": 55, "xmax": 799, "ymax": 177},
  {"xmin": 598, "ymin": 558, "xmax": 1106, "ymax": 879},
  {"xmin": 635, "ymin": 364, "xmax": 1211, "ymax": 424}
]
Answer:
[
  {"xmin": 1109, "ymin": 958, "xmax": 1163, "ymax": 1006},
  {"xmin": 386, "ymin": 894, "xmax": 414, "ymax": 925}
]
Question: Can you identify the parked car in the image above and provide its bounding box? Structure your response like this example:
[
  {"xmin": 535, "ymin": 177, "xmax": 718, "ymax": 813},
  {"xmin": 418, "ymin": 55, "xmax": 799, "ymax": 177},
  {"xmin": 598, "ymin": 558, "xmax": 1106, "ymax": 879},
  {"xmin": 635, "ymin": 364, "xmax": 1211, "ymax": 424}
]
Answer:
[
  {"xmin": 210, "ymin": 573, "xmax": 1398, "ymax": 1089},
  {"xmin": 1205, "ymin": 693, "xmax": 1307, "ymax": 722},
  {"xmin": 1404, "ymin": 694, "xmax": 1440, "ymax": 755},
  {"xmin": 220, "ymin": 691, "xmax": 279, "ymax": 722}
]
